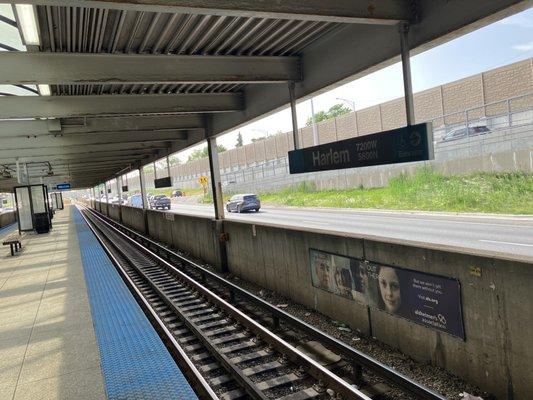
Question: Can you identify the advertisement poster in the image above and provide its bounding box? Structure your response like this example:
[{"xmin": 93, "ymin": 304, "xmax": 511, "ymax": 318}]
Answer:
[{"xmin": 309, "ymin": 249, "xmax": 465, "ymax": 339}]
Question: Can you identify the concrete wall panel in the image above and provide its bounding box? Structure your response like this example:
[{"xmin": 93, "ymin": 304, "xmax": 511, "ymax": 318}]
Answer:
[
  {"xmin": 356, "ymin": 106, "xmax": 382, "ymax": 135},
  {"xmin": 264, "ymin": 137, "xmax": 277, "ymax": 161},
  {"xmin": 414, "ymin": 87, "xmax": 444, "ymax": 125},
  {"xmin": 107, "ymin": 204, "xmax": 121, "ymax": 222},
  {"xmin": 380, "ymin": 99, "xmax": 406, "ymax": 131},
  {"xmin": 121, "ymin": 205, "xmax": 146, "ymax": 234},
  {"xmin": 335, "ymin": 113, "xmax": 357, "ymax": 140},
  {"xmin": 254, "ymin": 141, "xmax": 266, "ymax": 163},
  {"xmin": 317, "ymin": 118, "xmax": 336, "ymax": 144},
  {"xmin": 483, "ymin": 59, "xmax": 532, "ymax": 105},
  {"xmin": 442, "ymin": 75, "xmax": 484, "ymax": 124},
  {"xmin": 245, "ymin": 143, "xmax": 256, "ymax": 165}
]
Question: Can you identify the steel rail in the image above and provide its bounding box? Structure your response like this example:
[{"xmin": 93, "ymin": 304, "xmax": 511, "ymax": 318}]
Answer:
[
  {"xmin": 84, "ymin": 205, "xmax": 447, "ymax": 400},
  {"xmin": 78, "ymin": 206, "xmax": 219, "ymax": 400},
  {"xmin": 81, "ymin": 205, "xmax": 371, "ymax": 400}
]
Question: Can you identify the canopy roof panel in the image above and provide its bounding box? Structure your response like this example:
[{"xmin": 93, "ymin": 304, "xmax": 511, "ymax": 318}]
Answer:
[{"xmin": 0, "ymin": 0, "xmax": 529, "ymax": 190}]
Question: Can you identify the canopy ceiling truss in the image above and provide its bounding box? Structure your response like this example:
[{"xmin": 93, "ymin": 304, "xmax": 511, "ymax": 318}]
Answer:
[{"xmin": 0, "ymin": 0, "xmax": 528, "ymax": 190}]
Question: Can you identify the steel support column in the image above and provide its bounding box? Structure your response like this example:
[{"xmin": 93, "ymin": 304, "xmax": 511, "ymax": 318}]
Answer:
[
  {"xmin": 400, "ymin": 22, "xmax": 415, "ymax": 126},
  {"xmin": 104, "ymin": 181, "xmax": 109, "ymax": 203},
  {"xmin": 139, "ymin": 167, "xmax": 148, "ymax": 210},
  {"xmin": 24, "ymin": 163, "xmax": 29, "ymax": 184},
  {"xmin": 310, "ymin": 98, "xmax": 319, "ymax": 146},
  {"xmin": 206, "ymin": 128, "xmax": 224, "ymax": 220},
  {"xmin": 288, "ymin": 81, "xmax": 299, "ymax": 150},
  {"xmin": 205, "ymin": 116, "xmax": 228, "ymax": 273},
  {"xmin": 16, "ymin": 159, "xmax": 21, "ymax": 183}
]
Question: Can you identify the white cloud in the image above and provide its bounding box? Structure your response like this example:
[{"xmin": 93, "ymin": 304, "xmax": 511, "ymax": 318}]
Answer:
[{"xmin": 513, "ymin": 41, "xmax": 533, "ymax": 51}]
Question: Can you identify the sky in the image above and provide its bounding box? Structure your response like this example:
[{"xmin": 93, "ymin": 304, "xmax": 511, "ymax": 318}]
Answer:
[
  {"xmin": 177, "ymin": 6, "xmax": 533, "ymax": 162},
  {"xmin": 1, "ymin": 4, "xmax": 532, "ymax": 161}
]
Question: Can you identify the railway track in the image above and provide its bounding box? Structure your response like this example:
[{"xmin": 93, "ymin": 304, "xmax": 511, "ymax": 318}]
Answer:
[{"xmin": 79, "ymin": 205, "xmax": 446, "ymax": 400}]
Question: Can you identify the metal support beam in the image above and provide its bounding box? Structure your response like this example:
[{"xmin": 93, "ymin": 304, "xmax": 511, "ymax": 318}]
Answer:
[
  {"xmin": 399, "ymin": 22, "xmax": 415, "ymax": 126},
  {"xmin": 6, "ymin": 1, "xmax": 409, "ymax": 24},
  {"xmin": 24, "ymin": 163, "xmax": 29, "ymax": 184},
  {"xmin": 1, "ymin": 130, "xmax": 186, "ymax": 149},
  {"xmin": 116, "ymin": 176, "xmax": 122, "ymax": 204},
  {"xmin": 104, "ymin": 181, "xmax": 109, "ymax": 203},
  {"xmin": 16, "ymin": 159, "xmax": 21, "ymax": 184},
  {"xmin": 0, "ymin": 143, "xmax": 167, "ymax": 159},
  {"xmin": 310, "ymin": 98, "xmax": 319, "ymax": 146},
  {"xmin": 0, "ymin": 93, "xmax": 243, "ymax": 119},
  {"xmin": 139, "ymin": 167, "xmax": 148, "ymax": 210},
  {"xmin": 288, "ymin": 81, "xmax": 299, "ymax": 150},
  {"xmin": 0, "ymin": 52, "xmax": 301, "ymax": 85},
  {"xmin": 206, "ymin": 119, "xmax": 224, "ymax": 220},
  {"xmin": 205, "ymin": 115, "xmax": 228, "ymax": 273},
  {"xmin": 0, "ymin": 115, "xmax": 203, "ymax": 137}
]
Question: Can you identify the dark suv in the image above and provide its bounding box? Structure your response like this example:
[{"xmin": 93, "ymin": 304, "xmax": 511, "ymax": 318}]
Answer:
[
  {"xmin": 226, "ymin": 194, "xmax": 261, "ymax": 213},
  {"xmin": 151, "ymin": 195, "xmax": 171, "ymax": 210}
]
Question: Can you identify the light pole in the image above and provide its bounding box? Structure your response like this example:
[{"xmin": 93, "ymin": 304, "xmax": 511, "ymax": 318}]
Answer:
[{"xmin": 336, "ymin": 97, "xmax": 358, "ymax": 136}]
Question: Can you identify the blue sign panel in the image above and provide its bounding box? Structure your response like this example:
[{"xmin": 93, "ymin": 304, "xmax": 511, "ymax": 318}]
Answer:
[
  {"xmin": 56, "ymin": 183, "xmax": 71, "ymax": 190},
  {"xmin": 289, "ymin": 123, "xmax": 433, "ymax": 174}
]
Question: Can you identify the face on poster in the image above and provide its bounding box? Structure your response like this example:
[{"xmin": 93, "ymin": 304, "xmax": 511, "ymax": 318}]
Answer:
[
  {"xmin": 310, "ymin": 249, "xmax": 333, "ymax": 292},
  {"xmin": 309, "ymin": 249, "xmax": 465, "ymax": 339}
]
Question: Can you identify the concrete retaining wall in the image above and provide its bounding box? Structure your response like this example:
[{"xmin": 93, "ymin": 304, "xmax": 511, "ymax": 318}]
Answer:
[
  {"xmin": 222, "ymin": 220, "xmax": 532, "ymax": 400},
  {"xmin": 145, "ymin": 209, "xmax": 220, "ymax": 267},
  {"xmin": 121, "ymin": 205, "xmax": 147, "ymax": 234},
  {"xmin": 100, "ymin": 201, "xmax": 108, "ymax": 216},
  {"xmin": 107, "ymin": 204, "xmax": 121, "ymax": 222},
  {"xmin": 0, "ymin": 212, "xmax": 16, "ymax": 229},
  {"xmin": 89, "ymin": 202, "xmax": 532, "ymax": 399}
]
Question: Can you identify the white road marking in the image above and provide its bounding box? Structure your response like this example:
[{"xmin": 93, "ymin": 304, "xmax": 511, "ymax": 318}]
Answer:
[
  {"xmin": 478, "ymin": 239, "xmax": 533, "ymax": 247},
  {"xmin": 301, "ymin": 220, "xmax": 333, "ymax": 226}
]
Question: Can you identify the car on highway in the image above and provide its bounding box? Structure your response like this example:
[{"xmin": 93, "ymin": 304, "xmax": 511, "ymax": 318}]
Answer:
[
  {"xmin": 442, "ymin": 125, "xmax": 490, "ymax": 142},
  {"xmin": 226, "ymin": 194, "xmax": 261, "ymax": 213},
  {"xmin": 129, "ymin": 194, "xmax": 143, "ymax": 208},
  {"xmin": 171, "ymin": 189, "xmax": 185, "ymax": 198},
  {"xmin": 150, "ymin": 195, "xmax": 171, "ymax": 210}
]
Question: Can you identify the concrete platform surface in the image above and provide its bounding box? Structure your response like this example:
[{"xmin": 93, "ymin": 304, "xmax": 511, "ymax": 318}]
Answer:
[{"xmin": 0, "ymin": 208, "xmax": 107, "ymax": 400}]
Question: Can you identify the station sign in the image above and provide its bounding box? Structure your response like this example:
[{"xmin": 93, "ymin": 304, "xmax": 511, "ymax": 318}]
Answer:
[
  {"xmin": 55, "ymin": 183, "xmax": 71, "ymax": 190},
  {"xmin": 121, "ymin": 185, "xmax": 129, "ymax": 192},
  {"xmin": 288, "ymin": 123, "xmax": 433, "ymax": 174}
]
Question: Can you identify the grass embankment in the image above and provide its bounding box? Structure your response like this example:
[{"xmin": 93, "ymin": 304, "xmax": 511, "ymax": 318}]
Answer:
[
  {"xmin": 202, "ymin": 169, "xmax": 531, "ymax": 214},
  {"xmin": 260, "ymin": 169, "xmax": 532, "ymax": 214}
]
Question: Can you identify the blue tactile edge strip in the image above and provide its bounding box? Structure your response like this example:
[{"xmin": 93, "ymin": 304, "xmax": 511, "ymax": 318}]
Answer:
[{"xmin": 72, "ymin": 206, "xmax": 198, "ymax": 400}]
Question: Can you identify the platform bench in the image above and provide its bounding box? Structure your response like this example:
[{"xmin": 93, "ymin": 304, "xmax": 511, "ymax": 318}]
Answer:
[{"xmin": 2, "ymin": 233, "xmax": 24, "ymax": 256}]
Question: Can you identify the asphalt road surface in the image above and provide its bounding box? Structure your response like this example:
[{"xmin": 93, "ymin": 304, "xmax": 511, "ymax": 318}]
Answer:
[{"xmin": 169, "ymin": 203, "xmax": 533, "ymax": 260}]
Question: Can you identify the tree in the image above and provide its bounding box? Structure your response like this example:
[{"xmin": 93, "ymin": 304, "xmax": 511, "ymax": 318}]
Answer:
[
  {"xmin": 306, "ymin": 103, "xmax": 352, "ymax": 126},
  {"xmin": 235, "ymin": 132, "xmax": 243, "ymax": 147},
  {"xmin": 169, "ymin": 156, "xmax": 181, "ymax": 166},
  {"xmin": 187, "ymin": 144, "xmax": 227, "ymax": 162}
]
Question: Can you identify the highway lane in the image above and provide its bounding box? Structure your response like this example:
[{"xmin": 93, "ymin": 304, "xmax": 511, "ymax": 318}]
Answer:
[{"xmin": 168, "ymin": 203, "xmax": 533, "ymax": 260}]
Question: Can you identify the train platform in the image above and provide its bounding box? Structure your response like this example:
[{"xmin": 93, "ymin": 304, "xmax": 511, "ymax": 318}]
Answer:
[{"xmin": 0, "ymin": 206, "xmax": 197, "ymax": 400}]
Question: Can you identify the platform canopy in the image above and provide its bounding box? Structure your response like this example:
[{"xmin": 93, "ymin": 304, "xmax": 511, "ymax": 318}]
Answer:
[{"xmin": 0, "ymin": 0, "xmax": 529, "ymax": 189}]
